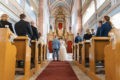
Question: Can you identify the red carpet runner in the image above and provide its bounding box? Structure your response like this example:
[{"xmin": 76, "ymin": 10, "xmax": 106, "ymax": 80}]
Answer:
[{"xmin": 36, "ymin": 61, "xmax": 79, "ymax": 80}]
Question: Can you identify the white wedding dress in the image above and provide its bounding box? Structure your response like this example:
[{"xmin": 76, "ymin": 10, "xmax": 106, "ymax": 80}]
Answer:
[{"xmin": 59, "ymin": 40, "xmax": 67, "ymax": 61}]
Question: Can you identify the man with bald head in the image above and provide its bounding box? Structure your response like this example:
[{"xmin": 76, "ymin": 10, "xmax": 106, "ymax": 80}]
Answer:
[{"xmin": 30, "ymin": 21, "xmax": 39, "ymax": 40}]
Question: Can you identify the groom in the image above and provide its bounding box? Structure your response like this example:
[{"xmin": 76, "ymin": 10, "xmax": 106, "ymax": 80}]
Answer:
[{"xmin": 52, "ymin": 36, "xmax": 60, "ymax": 61}]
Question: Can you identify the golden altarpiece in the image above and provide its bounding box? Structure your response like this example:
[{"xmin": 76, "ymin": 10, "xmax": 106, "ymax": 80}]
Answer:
[{"xmin": 47, "ymin": 9, "xmax": 74, "ymax": 53}]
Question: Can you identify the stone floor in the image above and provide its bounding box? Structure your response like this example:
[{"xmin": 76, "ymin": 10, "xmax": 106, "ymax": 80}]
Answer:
[
  {"xmin": 70, "ymin": 62, "xmax": 91, "ymax": 80},
  {"xmin": 30, "ymin": 61, "xmax": 91, "ymax": 80}
]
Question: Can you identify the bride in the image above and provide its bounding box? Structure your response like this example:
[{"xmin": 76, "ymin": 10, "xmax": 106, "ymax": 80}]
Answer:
[{"xmin": 59, "ymin": 37, "xmax": 67, "ymax": 61}]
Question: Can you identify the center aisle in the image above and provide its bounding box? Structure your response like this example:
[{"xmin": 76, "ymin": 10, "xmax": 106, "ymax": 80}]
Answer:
[{"xmin": 36, "ymin": 61, "xmax": 79, "ymax": 80}]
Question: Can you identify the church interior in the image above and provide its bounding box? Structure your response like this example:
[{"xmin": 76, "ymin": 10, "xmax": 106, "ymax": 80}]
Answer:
[{"xmin": 0, "ymin": 0, "xmax": 120, "ymax": 80}]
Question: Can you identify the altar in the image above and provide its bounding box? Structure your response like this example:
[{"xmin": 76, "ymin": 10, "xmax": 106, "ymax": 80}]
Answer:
[{"xmin": 47, "ymin": 7, "xmax": 74, "ymax": 53}]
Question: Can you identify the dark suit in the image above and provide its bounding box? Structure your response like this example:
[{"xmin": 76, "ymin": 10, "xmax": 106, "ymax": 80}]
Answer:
[
  {"xmin": 96, "ymin": 27, "xmax": 101, "ymax": 37},
  {"xmin": 100, "ymin": 22, "xmax": 112, "ymax": 37},
  {"xmin": 31, "ymin": 25, "xmax": 39, "ymax": 40},
  {"xmin": 0, "ymin": 20, "xmax": 14, "ymax": 33},
  {"xmin": 83, "ymin": 34, "xmax": 92, "ymax": 40},
  {"xmin": 15, "ymin": 20, "xmax": 33, "ymax": 39},
  {"xmin": 75, "ymin": 36, "xmax": 82, "ymax": 43}
]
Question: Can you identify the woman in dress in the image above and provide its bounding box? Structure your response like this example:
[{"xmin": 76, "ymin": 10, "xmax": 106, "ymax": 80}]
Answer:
[{"xmin": 59, "ymin": 37, "xmax": 67, "ymax": 61}]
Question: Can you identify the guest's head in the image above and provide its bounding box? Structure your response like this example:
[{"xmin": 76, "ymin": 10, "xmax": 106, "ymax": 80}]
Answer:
[
  {"xmin": 103, "ymin": 16, "xmax": 110, "ymax": 22},
  {"xmin": 30, "ymin": 21, "xmax": 34, "ymax": 26},
  {"xmin": 38, "ymin": 32, "xmax": 41, "ymax": 38},
  {"xmin": 98, "ymin": 20, "xmax": 103, "ymax": 27},
  {"xmin": 54, "ymin": 35, "xmax": 57, "ymax": 39},
  {"xmin": 20, "ymin": 14, "xmax": 26, "ymax": 20},
  {"xmin": 86, "ymin": 29, "xmax": 90, "ymax": 34},
  {"xmin": 77, "ymin": 33, "xmax": 80, "ymax": 36},
  {"xmin": 103, "ymin": 15, "xmax": 112, "ymax": 26},
  {"xmin": 91, "ymin": 29, "xmax": 94, "ymax": 33},
  {"xmin": 1, "ymin": 14, "xmax": 9, "ymax": 21}
]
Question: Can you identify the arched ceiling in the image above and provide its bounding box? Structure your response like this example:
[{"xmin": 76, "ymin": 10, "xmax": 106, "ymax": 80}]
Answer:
[{"xmin": 48, "ymin": 0, "xmax": 74, "ymax": 17}]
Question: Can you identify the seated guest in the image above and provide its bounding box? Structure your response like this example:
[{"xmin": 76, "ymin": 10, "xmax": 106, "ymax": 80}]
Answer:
[
  {"xmin": 83, "ymin": 29, "xmax": 92, "ymax": 40},
  {"xmin": 91, "ymin": 29, "xmax": 95, "ymax": 36},
  {"xmin": 100, "ymin": 16, "xmax": 112, "ymax": 37},
  {"xmin": 30, "ymin": 21, "xmax": 39, "ymax": 40},
  {"xmin": 0, "ymin": 14, "xmax": 14, "ymax": 33},
  {"xmin": 15, "ymin": 14, "xmax": 33, "ymax": 39},
  {"xmin": 96, "ymin": 20, "xmax": 103, "ymax": 37},
  {"xmin": 75, "ymin": 33, "xmax": 82, "ymax": 43}
]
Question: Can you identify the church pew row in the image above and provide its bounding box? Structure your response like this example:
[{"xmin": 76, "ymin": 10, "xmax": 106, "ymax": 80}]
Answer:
[
  {"xmin": 104, "ymin": 28, "xmax": 120, "ymax": 80},
  {"xmin": 0, "ymin": 28, "xmax": 47, "ymax": 80},
  {"xmin": 0, "ymin": 28, "xmax": 17, "ymax": 80},
  {"xmin": 81, "ymin": 41, "xmax": 91, "ymax": 67},
  {"xmin": 14, "ymin": 37, "xmax": 46, "ymax": 80},
  {"xmin": 14, "ymin": 36, "xmax": 31, "ymax": 80},
  {"xmin": 31, "ymin": 40, "xmax": 39, "ymax": 76},
  {"xmin": 74, "ymin": 37, "xmax": 110, "ymax": 80}
]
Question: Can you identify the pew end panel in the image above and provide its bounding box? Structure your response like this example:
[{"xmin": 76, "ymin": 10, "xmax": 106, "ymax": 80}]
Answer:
[
  {"xmin": 78, "ymin": 42, "xmax": 83, "ymax": 64},
  {"xmin": 82, "ymin": 41, "xmax": 91, "ymax": 67},
  {"xmin": 30, "ymin": 40, "xmax": 39, "ymax": 75},
  {"xmin": 0, "ymin": 28, "xmax": 17, "ymax": 80},
  {"xmin": 89, "ymin": 37, "xmax": 110, "ymax": 74},
  {"xmin": 105, "ymin": 28, "xmax": 120, "ymax": 80}
]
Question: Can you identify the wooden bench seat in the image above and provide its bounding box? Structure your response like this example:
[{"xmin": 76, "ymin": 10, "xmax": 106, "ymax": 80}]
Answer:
[
  {"xmin": 14, "ymin": 36, "xmax": 31, "ymax": 80},
  {"xmin": 0, "ymin": 28, "xmax": 16, "ymax": 80}
]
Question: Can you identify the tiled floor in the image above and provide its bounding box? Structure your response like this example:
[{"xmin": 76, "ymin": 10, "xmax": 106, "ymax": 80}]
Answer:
[{"xmin": 30, "ymin": 61, "xmax": 91, "ymax": 80}]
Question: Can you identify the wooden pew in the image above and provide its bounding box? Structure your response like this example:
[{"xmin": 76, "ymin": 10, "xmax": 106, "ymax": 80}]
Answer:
[
  {"xmin": 38, "ymin": 43, "xmax": 43, "ymax": 64},
  {"xmin": 104, "ymin": 28, "xmax": 120, "ymax": 80},
  {"xmin": 31, "ymin": 40, "xmax": 38, "ymax": 75},
  {"xmin": 78, "ymin": 42, "xmax": 83, "ymax": 64},
  {"xmin": 89, "ymin": 37, "xmax": 110, "ymax": 77},
  {"xmin": 81, "ymin": 41, "xmax": 91, "ymax": 67},
  {"xmin": 0, "ymin": 28, "xmax": 16, "ymax": 80},
  {"xmin": 74, "ymin": 44, "xmax": 78, "ymax": 61},
  {"xmin": 14, "ymin": 36, "xmax": 31, "ymax": 80},
  {"xmin": 43, "ymin": 44, "xmax": 47, "ymax": 61}
]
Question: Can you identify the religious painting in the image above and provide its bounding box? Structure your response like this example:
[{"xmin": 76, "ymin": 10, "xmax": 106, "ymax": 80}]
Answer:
[{"xmin": 58, "ymin": 23, "xmax": 63, "ymax": 29}]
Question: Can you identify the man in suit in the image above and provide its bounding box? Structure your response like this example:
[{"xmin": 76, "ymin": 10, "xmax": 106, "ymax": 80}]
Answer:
[
  {"xmin": 96, "ymin": 21, "xmax": 103, "ymax": 37},
  {"xmin": 30, "ymin": 21, "xmax": 39, "ymax": 40},
  {"xmin": 52, "ymin": 36, "xmax": 60, "ymax": 61},
  {"xmin": 15, "ymin": 14, "xmax": 33, "ymax": 39},
  {"xmin": 0, "ymin": 14, "xmax": 14, "ymax": 33},
  {"xmin": 75, "ymin": 33, "xmax": 82, "ymax": 43}
]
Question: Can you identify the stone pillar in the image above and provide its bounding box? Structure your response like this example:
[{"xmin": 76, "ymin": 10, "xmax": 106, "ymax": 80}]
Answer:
[
  {"xmin": 38, "ymin": 0, "xmax": 43, "ymax": 33},
  {"xmin": 77, "ymin": 0, "xmax": 82, "ymax": 33}
]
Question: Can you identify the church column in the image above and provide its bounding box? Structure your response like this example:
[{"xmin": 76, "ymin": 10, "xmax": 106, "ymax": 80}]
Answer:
[
  {"xmin": 77, "ymin": 0, "xmax": 82, "ymax": 33},
  {"xmin": 38, "ymin": 0, "xmax": 43, "ymax": 33}
]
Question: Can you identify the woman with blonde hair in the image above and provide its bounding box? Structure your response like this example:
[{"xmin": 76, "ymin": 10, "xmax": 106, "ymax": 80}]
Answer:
[
  {"xmin": 0, "ymin": 14, "xmax": 14, "ymax": 33},
  {"xmin": 83, "ymin": 29, "xmax": 92, "ymax": 40}
]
